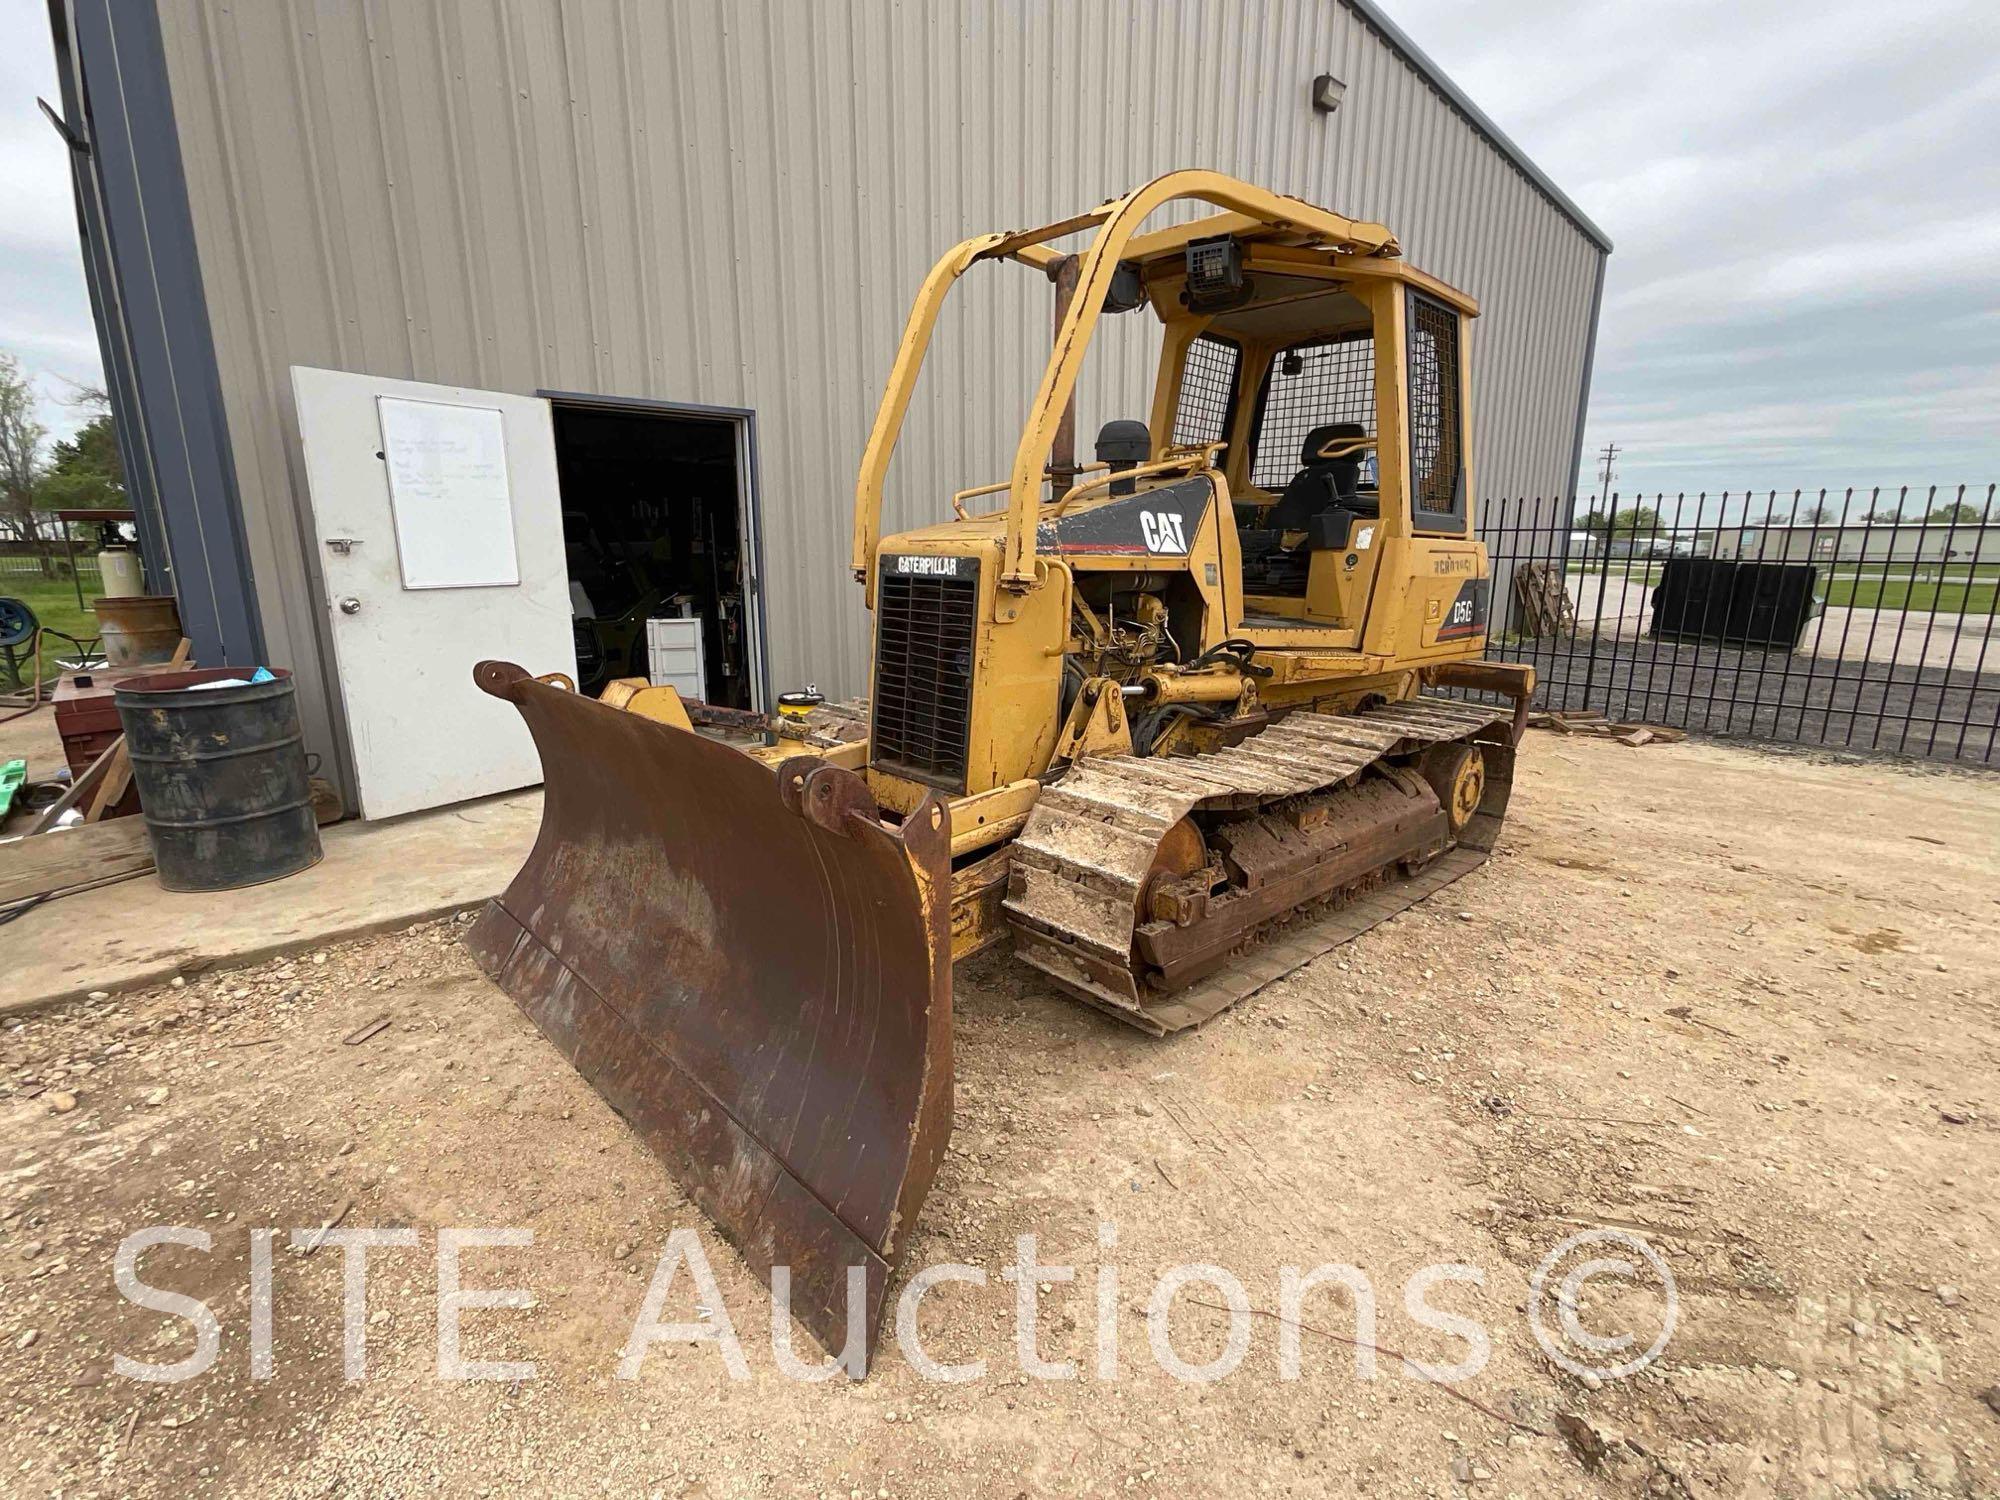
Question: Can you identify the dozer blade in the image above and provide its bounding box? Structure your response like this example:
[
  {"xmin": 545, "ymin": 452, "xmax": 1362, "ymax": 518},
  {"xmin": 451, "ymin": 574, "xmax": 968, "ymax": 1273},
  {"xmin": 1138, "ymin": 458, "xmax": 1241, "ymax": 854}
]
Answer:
[{"xmin": 463, "ymin": 662, "xmax": 952, "ymax": 1369}]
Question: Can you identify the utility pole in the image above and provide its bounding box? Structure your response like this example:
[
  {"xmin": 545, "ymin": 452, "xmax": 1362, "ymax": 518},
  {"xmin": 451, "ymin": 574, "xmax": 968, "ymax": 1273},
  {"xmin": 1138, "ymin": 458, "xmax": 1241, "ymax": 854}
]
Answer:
[{"xmin": 1594, "ymin": 442, "xmax": 1620, "ymax": 518}]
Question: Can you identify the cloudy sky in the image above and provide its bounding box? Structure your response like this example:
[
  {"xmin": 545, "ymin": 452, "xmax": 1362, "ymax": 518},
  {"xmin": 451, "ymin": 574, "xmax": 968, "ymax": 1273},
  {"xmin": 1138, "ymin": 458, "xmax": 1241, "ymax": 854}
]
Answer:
[
  {"xmin": 3, "ymin": 0, "xmax": 1997, "ymax": 506},
  {"xmin": 2, "ymin": 0, "xmax": 99, "ymax": 442},
  {"xmin": 1396, "ymin": 0, "xmax": 2000, "ymax": 505}
]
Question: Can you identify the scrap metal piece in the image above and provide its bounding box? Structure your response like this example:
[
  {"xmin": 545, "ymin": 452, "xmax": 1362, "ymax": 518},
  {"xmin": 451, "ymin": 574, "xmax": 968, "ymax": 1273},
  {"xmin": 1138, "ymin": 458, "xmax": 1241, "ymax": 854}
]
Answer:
[{"xmin": 464, "ymin": 661, "xmax": 953, "ymax": 1369}]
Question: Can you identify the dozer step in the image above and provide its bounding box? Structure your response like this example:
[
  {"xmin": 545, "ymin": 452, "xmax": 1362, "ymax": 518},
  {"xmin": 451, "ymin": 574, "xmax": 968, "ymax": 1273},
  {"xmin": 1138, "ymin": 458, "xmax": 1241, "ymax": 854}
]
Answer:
[{"xmin": 1002, "ymin": 696, "xmax": 1516, "ymax": 1034}]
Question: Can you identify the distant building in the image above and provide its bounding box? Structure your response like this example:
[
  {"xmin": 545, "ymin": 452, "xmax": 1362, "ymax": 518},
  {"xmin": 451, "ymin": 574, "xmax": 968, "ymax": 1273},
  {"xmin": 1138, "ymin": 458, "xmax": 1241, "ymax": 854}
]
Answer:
[{"xmin": 1713, "ymin": 522, "xmax": 1997, "ymax": 566}]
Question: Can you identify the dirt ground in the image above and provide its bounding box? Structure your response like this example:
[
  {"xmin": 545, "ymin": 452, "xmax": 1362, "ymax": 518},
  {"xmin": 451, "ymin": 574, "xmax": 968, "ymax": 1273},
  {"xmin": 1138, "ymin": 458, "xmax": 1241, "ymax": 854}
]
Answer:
[{"xmin": 3, "ymin": 733, "xmax": 1997, "ymax": 1498}]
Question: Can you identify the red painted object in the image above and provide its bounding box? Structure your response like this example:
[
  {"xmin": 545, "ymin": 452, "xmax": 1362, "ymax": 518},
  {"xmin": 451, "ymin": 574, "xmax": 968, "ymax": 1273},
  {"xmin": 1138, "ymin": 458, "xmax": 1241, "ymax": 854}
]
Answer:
[{"xmin": 52, "ymin": 667, "xmax": 148, "ymax": 818}]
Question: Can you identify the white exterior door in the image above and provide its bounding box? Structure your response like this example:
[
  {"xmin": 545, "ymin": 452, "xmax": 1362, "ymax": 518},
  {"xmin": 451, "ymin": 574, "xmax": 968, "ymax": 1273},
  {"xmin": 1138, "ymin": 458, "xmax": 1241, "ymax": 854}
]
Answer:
[{"xmin": 291, "ymin": 367, "xmax": 575, "ymax": 819}]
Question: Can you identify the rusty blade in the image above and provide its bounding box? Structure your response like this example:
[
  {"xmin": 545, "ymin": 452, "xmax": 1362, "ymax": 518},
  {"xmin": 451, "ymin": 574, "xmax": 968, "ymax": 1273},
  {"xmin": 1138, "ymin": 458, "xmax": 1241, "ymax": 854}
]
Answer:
[{"xmin": 463, "ymin": 661, "xmax": 952, "ymax": 1369}]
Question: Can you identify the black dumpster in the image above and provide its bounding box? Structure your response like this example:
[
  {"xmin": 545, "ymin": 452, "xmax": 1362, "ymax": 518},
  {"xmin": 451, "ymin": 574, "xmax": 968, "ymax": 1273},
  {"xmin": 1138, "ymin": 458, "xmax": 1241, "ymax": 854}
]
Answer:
[
  {"xmin": 1650, "ymin": 559, "xmax": 1821, "ymax": 650},
  {"xmin": 114, "ymin": 667, "xmax": 323, "ymax": 892}
]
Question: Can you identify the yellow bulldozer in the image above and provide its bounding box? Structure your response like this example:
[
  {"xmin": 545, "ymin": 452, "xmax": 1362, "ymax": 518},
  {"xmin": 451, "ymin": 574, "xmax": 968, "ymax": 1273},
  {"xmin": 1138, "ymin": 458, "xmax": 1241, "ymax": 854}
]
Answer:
[{"xmin": 467, "ymin": 171, "xmax": 1533, "ymax": 1367}]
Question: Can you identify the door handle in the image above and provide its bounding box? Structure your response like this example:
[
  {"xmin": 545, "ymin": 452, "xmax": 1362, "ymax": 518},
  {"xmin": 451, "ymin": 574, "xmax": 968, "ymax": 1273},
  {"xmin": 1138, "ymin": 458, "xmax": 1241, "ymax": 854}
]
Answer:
[
  {"xmin": 324, "ymin": 537, "xmax": 363, "ymax": 555},
  {"xmin": 339, "ymin": 597, "xmax": 362, "ymax": 615}
]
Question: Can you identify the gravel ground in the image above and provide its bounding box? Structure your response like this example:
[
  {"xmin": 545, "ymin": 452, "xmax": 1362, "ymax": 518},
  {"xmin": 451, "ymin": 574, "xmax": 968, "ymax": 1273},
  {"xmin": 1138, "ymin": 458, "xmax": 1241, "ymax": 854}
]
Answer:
[{"xmin": 2, "ymin": 733, "xmax": 1997, "ymax": 1498}]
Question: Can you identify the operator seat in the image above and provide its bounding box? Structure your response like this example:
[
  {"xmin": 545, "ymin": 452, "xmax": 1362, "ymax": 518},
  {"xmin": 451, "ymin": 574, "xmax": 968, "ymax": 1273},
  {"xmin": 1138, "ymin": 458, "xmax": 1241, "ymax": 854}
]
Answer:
[
  {"xmin": 1239, "ymin": 422, "xmax": 1376, "ymax": 594},
  {"xmin": 1267, "ymin": 422, "xmax": 1370, "ymax": 532}
]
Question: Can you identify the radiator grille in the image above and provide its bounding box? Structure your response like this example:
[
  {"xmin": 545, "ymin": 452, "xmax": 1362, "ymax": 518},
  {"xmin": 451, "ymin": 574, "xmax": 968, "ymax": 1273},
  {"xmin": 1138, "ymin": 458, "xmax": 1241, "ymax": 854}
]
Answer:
[{"xmin": 872, "ymin": 561, "xmax": 978, "ymax": 790}]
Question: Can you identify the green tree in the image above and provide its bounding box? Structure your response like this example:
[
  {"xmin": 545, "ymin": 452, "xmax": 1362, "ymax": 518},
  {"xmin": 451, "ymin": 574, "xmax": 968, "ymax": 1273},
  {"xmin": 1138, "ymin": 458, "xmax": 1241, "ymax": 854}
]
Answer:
[
  {"xmin": 0, "ymin": 352, "xmax": 47, "ymax": 552},
  {"xmin": 1578, "ymin": 505, "xmax": 1661, "ymax": 536},
  {"xmin": 1607, "ymin": 505, "xmax": 1662, "ymax": 537},
  {"xmin": 39, "ymin": 414, "xmax": 124, "ymax": 512},
  {"xmin": 1925, "ymin": 501, "xmax": 1983, "ymax": 525}
]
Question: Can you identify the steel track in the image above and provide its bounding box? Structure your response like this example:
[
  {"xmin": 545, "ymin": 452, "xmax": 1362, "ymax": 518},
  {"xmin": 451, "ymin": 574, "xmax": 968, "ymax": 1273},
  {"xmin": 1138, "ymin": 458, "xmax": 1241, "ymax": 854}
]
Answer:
[{"xmin": 1002, "ymin": 696, "xmax": 1516, "ymax": 1034}]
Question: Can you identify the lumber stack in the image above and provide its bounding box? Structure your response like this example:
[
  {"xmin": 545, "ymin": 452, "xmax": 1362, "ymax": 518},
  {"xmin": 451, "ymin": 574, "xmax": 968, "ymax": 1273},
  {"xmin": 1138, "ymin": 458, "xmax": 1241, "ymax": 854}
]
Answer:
[{"xmin": 1527, "ymin": 709, "xmax": 1687, "ymax": 747}]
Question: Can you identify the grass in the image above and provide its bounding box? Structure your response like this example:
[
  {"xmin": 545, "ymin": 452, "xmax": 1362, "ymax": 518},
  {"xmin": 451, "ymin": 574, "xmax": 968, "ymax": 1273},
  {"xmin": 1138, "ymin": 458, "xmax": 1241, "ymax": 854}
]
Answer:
[
  {"xmin": 0, "ymin": 572, "xmax": 106, "ymax": 688},
  {"xmin": 1560, "ymin": 561, "xmax": 1998, "ymax": 615},
  {"xmin": 1565, "ymin": 563, "xmax": 1663, "ymax": 586},
  {"xmin": 1822, "ymin": 576, "xmax": 1999, "ymax": 612}
]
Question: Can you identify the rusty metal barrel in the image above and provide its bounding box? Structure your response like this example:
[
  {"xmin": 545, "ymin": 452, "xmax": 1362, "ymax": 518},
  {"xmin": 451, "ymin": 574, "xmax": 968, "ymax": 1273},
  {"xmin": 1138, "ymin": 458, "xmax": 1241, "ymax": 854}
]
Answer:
[
  {"xmin": 92, "ymin": 594, "xmax": 183, "ymax": 667},
  {"xmin": 114, "ymin": 667, "xmax": 323, "ymax": 891}
]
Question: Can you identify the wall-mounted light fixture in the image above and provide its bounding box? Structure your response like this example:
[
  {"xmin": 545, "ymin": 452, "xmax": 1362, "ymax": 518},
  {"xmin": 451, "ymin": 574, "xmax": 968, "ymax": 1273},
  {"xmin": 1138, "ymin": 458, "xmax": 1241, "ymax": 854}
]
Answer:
[{"xmin": 1311, "ymin": 73, "xmax": 1347, "ymax": 114}]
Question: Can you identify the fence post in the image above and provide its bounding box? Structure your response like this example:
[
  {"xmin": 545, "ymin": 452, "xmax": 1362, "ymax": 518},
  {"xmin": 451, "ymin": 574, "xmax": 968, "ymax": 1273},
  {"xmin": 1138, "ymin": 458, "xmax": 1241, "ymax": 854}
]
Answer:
[{"xmin": 62, "ymin": 532, "xmax": 87, "ymax": 611}]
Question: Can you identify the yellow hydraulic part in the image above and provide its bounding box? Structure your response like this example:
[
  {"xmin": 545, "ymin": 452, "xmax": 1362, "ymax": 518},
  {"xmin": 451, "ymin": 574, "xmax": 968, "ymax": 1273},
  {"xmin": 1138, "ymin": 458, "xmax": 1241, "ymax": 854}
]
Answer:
[
  {"xmin": 1050, "ymin": 678, "xmax": 1136, "ymax": 764},
  {"xmin": 1131, "ymin": 667, "xmax": 1251, "ymax": 706},
  {"xmin": 597, "ymin": 677, "xmax": 693, "ymax": 732}
]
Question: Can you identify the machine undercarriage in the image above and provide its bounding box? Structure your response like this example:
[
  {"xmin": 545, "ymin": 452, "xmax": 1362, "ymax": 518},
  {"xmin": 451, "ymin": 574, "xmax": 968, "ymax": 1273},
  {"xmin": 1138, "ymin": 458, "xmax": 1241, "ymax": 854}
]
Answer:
[{"xmin": 1005, "ymin": 696, "xmax": 1515, "ymax": 1032}]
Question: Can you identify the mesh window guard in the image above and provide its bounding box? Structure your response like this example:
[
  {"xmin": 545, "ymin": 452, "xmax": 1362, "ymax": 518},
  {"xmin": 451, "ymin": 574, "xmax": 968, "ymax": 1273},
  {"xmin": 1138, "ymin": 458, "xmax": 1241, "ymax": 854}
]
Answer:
[
  {"xmin": 1170, "ymin": 336, "xmax": 1240, "ymax": 447},
  {"xmin": 1407, "ymin": 292, "xmax": 1464, "ymax": 527},
  {"xmin": 1249, "ymin": 336, "xmax": 1376, "ymax": 490}
]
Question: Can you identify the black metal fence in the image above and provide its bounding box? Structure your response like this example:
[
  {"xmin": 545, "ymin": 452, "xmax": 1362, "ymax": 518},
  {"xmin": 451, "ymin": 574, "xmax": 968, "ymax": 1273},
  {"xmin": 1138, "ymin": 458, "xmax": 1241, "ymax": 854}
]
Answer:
[{"xmin": 1474, "ymin": 486, "xmax": 1999, "ymax": 766}]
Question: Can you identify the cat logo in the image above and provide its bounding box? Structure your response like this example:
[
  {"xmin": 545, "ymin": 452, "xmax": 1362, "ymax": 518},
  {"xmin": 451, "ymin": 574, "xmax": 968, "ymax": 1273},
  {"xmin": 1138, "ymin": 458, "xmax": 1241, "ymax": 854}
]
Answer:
[{"xmin": 1139, "ymin": 510, "xmax": 1190, "ymax": 554}]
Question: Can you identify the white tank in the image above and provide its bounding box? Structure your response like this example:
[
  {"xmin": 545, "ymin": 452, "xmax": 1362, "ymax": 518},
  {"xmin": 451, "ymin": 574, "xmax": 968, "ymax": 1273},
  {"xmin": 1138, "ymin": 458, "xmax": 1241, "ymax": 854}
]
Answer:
[{"xmin": 97, "ymin": 545, "xmax": 145, "ymax": 598}]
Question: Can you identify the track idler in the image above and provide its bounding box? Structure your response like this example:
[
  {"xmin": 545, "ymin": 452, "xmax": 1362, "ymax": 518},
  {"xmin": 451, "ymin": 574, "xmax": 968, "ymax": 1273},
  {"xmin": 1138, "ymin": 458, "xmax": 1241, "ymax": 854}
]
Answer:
[{"xmin": 463, "ymin": 662, "xmax": 953, "ymax": 1369}]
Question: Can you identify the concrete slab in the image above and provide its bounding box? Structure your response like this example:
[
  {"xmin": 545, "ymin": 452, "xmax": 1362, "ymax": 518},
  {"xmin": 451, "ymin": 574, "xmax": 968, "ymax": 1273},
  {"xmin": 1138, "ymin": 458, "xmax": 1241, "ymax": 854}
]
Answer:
[
  {"xmin": 0, "ymin": 704, "xmax": 69, "ymax": 836},
  {"xmin": 0, "ymin": 789, "xmax": 540, "ymax": 1016}
]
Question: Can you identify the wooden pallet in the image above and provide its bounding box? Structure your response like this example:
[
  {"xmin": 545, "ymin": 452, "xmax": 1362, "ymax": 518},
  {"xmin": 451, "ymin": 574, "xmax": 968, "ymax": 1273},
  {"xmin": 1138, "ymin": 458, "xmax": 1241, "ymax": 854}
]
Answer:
[{"xmin": 1513, "ymin": 560, "xmax": 1577, "ymax": 638}]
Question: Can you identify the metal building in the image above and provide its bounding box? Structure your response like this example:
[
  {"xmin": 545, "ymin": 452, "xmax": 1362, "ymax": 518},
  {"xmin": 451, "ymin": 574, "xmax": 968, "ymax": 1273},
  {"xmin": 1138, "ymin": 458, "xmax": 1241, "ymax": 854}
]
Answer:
[{"xmin": 47, "ymin": 0, "xmax": 1608, "ymax": 816}]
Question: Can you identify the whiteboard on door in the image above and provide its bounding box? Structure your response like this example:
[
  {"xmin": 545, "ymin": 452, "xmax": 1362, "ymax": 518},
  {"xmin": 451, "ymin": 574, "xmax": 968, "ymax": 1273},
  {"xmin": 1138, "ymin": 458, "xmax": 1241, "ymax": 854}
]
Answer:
[{"xmin": 377, "ymin": 397, "xmax": 520, "ymax": 589}]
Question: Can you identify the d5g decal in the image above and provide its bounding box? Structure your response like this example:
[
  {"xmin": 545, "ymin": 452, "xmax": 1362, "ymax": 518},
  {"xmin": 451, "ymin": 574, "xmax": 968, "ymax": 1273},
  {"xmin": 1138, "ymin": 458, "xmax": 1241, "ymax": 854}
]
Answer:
[{"xmin": 1436, "ymin": 577, "xmax": 1490, "ymax": 642}]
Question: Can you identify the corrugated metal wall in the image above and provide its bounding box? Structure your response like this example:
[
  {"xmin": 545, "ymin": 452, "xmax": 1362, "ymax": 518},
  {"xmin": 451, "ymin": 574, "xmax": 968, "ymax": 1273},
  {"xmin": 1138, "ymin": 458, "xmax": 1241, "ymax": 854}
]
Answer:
[{"xmin": 155, "ymin": 0, "xmax": 1604, "ymax": 744}]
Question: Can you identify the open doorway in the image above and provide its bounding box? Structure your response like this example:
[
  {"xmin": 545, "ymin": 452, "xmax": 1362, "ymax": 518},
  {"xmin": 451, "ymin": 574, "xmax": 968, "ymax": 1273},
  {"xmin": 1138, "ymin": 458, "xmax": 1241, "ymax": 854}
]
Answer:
[{"xmin": 546, "ymin": 399, "xmax": 760, "ymax": 708}]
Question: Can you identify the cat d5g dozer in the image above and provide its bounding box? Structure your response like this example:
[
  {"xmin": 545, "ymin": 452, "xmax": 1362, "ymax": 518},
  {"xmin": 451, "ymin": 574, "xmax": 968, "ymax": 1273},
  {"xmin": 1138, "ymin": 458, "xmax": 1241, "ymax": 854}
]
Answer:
[{"xmin": 467, "ymin": 171, "xmax": 1533, "ymax": 1367}]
